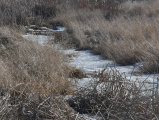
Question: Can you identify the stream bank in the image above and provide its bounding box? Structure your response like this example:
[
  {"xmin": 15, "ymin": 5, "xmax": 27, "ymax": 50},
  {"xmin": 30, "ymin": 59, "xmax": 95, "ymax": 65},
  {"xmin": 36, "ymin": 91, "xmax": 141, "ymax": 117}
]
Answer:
[
  {"xmin": 24, "ymin": 31, "xmax": 159, "ymax": 88},
  {"xmin": 23, "ymin": 28, "xmax": 159, "ymax": 120}
]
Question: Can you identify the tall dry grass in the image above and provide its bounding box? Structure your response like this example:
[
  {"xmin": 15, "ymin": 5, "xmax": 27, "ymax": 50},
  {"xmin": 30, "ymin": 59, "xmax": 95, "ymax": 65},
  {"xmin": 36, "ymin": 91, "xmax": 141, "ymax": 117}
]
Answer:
[
  {"xmin": 68, "ymin": 68, "xmax": 159, "ymax": 119},
  {"xmin": 0, "ymin": 27, "xmax": 82, "ymax": 119},
  {"xmin": 1, "ymin": 0, "xmax": 159, "ymax": 119},
  {"xmin": 54, "ymin": 0, "xmax": 159, "ymax": 73},
  {"xmin": 0, "ymin": 27, "xmax": 73, "ymax": 95},
  {"xmin": 0, "ymin": 0, "xmax": 59, "ymax": 26}
]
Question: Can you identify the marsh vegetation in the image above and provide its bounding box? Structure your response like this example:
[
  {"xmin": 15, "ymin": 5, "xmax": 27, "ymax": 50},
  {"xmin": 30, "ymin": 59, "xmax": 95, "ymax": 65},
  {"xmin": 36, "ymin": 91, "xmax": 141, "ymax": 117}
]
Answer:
[{"xmin": 1, "ymin": 0, "xmax": 159, "ymax": 119}]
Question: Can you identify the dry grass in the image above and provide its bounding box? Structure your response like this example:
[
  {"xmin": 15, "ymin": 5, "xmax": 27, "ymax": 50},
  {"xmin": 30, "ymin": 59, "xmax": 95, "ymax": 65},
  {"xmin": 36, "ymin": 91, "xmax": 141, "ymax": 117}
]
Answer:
[
  {"xmin": 97, "ymin": 17, "xmax": 159, "ymax": 66},
  {"xmin": 0, "ymin": 0, "xmax": 59, "ymax": 26},
  {"xmin": 1, "ymin": 95, "xmax": 84, "ymax": 120},
  {"xmin": 68, "ymin": 68, "xmax": 159, "ymax": 119},
  {"xmin": 0, "ymin": 27, "xmax": 84, "ymax": 119},
  {"xmin": 53, "ymin": 0, "xmax": 159, "ymax": 73},
  {"xmin": 0, "ymin": 27, "xmax": 73, "ymax": 95},
  {"xmin": 1, "ymin": 0, "xmax": 159, "ymax": 119},
  {"xmin": 53, "ymin": 9, "xmax": 106, "ymax": 49},
  {"xmin": 69, "ymin": 67, "xmax": 86, "ymax": 79}
]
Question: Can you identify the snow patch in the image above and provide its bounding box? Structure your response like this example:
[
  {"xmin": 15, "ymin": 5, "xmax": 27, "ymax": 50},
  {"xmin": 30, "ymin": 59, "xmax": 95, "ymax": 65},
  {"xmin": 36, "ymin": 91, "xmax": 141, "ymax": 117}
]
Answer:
[{"xmin": 23, "ymin": 34, "xmax": 54, "ymax": 45}]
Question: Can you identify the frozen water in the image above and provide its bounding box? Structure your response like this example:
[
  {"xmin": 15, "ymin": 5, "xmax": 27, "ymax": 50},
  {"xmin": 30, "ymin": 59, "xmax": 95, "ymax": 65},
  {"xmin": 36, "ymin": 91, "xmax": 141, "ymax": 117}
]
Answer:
[
  {"xmin": 63, "ymin": 47, "xmax": 159, "ymax": 85},
  {"xmin": 23, "ymin": 34, "xmax": 54, "ymax": 45},
  {"xmin": 63, "ymin": 50, "xmax": 114, "ymax": 73},
  {"xmin": 56, "ymin": 26, "xmax": 66, "ymax": 31},
  {"xmin": 23, "ymin": 34, "xmax": 159, "ymax": 87}
]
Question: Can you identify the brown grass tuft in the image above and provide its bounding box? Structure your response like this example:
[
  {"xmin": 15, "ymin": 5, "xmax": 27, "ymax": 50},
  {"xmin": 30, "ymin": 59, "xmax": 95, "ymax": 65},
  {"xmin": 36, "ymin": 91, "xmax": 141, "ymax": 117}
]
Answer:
[
  {"xmin": 0, "ymin": 27, "xmax": 73, "ymax": 96},
  {"xmin": 68, "ymin": 68, "xmax": 159, "ymax": 119},
  {"xmin": 0, "ymin": 27, "xmax": 82, "ymax": 119},
  {"xmin": 69, "ymin": 68, "xmax": 86, "ymax": 79}
]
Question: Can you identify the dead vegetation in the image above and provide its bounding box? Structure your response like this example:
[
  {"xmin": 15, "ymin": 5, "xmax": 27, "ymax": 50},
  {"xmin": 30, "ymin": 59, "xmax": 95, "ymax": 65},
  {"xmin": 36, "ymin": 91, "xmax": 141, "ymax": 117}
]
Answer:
[
  {"xmin": 1, "ymin": 0, "xmax": 159, "ymax": 119},
  {"xmin": 1, "ymin": 95, "xmax": 85, "ymax": 120},
  {"xmin": 0, "ymin": 27, "xmax": 84, "ymax": 119},
  {"xmin": 1, "ymin": 27, "xmax": 74, "ymax": 93},
  {"xmin": 51, "ymin": 0, "xmax": 159, "ymax": 73},
  {"xmin": 68, "ymin": 68, "xmax": 159, "ymax": 119},
  {"xmin": 0, "ymin": 0, "xmax": 59, "ymax": 26},
  {"xmin": 69, "ymin": 67, "xmax": 86, "ymax": 79}
]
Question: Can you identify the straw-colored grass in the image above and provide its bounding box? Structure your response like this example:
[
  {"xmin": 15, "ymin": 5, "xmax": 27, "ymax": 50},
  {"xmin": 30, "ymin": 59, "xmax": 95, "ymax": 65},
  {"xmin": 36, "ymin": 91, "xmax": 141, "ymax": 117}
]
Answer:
[
  {"xmin": 0, "ymin": 27, "xmax": 73, "ymax": 94},
  {"xmin": 0, "ymin": 27, "xmax": 85, "ymax": 119},
  {"xmin": 1, "ymin": 0, "xmax": 159, "ymax": 119},
  {"xmin": 53, "ymin": 0, "xmax": 159, "ymax": 73},
  {"xmin": 68, "ymin": 68, "xmax": 159, "ymax": 119}
]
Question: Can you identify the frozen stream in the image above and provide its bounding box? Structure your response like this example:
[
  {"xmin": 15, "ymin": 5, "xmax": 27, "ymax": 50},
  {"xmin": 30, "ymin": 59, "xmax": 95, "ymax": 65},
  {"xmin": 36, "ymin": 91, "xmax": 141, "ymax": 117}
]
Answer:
[
  {"xmin": 63, "ymin": 48, "xmax": 159, "ymax": 89},
  {"xmin": 23, "ymin": 34, "xmax": 159, "ymax": 88}
]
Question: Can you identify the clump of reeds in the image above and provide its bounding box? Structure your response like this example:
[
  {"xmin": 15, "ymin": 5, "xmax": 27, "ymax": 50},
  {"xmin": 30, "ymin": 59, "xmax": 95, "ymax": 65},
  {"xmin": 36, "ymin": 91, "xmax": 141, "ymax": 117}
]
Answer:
[
  {"xmin": 0, "ymin": 93, "xmax": 85, "ymax": 119},
  {"xmin": 0, "ymin": 27, "xmax": 83, "ymax": 119},
  {"xmin": 68, "ymin": 68, "xmax": 159, "ymax": 119}
]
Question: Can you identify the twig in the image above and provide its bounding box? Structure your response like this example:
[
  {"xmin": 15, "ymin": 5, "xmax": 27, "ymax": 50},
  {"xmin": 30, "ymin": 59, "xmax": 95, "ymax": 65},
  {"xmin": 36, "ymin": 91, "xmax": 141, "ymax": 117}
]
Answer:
[{"xmin": 37, "ymin": 97, "xmax": 51, "ymax": 109}]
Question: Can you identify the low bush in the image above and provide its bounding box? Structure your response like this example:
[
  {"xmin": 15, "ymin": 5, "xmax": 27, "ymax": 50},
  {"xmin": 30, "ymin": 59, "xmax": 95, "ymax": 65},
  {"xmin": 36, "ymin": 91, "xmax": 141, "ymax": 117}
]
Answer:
[{"xmin": 68, "ymin": 68, "xmax": 159, "ymax": 119}]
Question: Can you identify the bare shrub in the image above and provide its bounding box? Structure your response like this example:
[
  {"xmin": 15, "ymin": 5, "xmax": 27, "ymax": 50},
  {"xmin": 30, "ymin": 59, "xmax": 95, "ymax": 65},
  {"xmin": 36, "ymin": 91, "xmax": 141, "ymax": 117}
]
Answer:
[
  {"xmin": 68, "ymin": 68, "xmax": 159, "ymax": 119},
  {"xmin": 1, "ymin": 95, "xmax": 84, "ymax": 120}
]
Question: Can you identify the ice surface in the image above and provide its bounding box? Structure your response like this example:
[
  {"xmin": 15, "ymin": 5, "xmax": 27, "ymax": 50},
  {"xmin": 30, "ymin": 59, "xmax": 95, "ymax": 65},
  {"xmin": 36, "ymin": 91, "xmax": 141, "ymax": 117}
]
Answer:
[
  {"xmin": 63, "ymin": 48, "xmax": 159, "ymax": 84},
  {"xmin": 23, "ymin": 34, "xmax": 159, "ymax": 87},
  {"xmin": 64, "ymin": 50, "xmax": 114, "ymax": 73},
  {"xmin": 23, "ymin": 34, "xmax": 54, "ymax": 45},
  {"xmin": 80, "ymin": 114, "xmax": 103, "ymax": 120}
]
